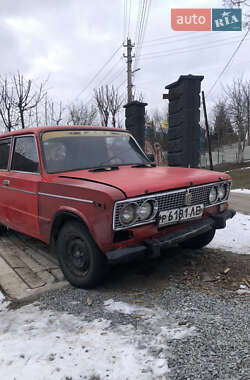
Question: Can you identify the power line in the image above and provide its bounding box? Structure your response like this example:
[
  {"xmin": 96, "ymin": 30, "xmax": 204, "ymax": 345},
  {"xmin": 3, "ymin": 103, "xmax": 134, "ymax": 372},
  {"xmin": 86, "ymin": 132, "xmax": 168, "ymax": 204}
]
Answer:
[
  {"xmin": 139, "ymin": 36, "xmax": 250, "ymax": 61},
  {"xmin": 139, "ymin": 0, "xmax": 152, "ymax": 48},
  {"xmin": 208, "ymin": 28, "xmax": 250, "ymax": 96},
  {"xmin": 140, "ymin": 35, "xmax": 248, "ymax": 58},
  {"xmin": 96, "ymin": 57, "xmax": 123, "ymax": 87},
  {"xmin": 74, "ymin": 44, "xmax": 122, "ymax": 100},
  {"xmin": 135, "ymin": 0, "xmax": 147, "ymax": 63},
  {"xmin": 127, "ymin": 0, "xmax": 132, "ymax": 37},
  {"xmin": 135, "ymin": 0, "xmax": 143, "ymax": 44},
  {"xmin": 138, "ymin": 32, "xmax": 216, "ymax": 48},
  {"xmin": 135, "ymin": 0, "xmax": 145, "ymax": 46},
  {"xmin": 134, "ymin": 0, "xmax": 151, "ymax": 68},
  {"xmin": 106, "ymin": 67, "xmax": 124, "ymax": 86},
  {"xmin": 123, "ymin": 0, "xmax": 127, "ymax": 42},
  {"xmin": 141, "ymin": 31, "xmax": 212, "ymax": 45},
  {"xmin": 117, "ymin": 77, "xmax": 127, "ymax": 90}
]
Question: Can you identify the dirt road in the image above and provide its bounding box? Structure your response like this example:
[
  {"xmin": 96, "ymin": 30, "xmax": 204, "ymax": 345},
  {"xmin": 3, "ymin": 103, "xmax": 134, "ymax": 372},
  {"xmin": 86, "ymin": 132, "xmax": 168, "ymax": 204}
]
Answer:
[{"xmin": 229, "ymin": 192, "xmax": 250, "ymax": 214}]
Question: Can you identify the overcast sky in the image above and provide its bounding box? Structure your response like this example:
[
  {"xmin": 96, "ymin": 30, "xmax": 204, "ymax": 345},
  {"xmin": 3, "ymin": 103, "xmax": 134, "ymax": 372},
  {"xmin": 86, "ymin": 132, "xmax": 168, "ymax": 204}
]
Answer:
[{"xmin": 0, "ymin": 0, "xmax": 250, "ymax": 120}]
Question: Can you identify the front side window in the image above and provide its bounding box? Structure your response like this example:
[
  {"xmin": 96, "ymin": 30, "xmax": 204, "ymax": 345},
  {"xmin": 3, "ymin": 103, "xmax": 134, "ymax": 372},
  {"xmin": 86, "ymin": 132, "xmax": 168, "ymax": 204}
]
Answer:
[
  {"xmin": 11, "ymin": 136, "xmax": 39, "ymax": 173},
  {"xmin": 41, "ymin": 130, "xmax": 149, "ymax": 173},
  {"xmin": 0, "ymin": 138, "xmax": 11, "ymax": 170}
]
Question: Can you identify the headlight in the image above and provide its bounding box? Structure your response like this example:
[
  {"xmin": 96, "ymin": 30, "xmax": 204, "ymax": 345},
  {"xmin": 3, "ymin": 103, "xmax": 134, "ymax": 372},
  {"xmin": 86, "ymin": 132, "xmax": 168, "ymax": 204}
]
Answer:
[
  {"xmin": 209, "ymin": 186, "xmax": 218, "ymax": 203},
  {"xmin": 137, "ymin": 200, "xmax": 158, "ymax": 221},
  {"xmin": 218, "ymin": 184, "xmax": 227, "ymax": 200},
  {"xmin": 119, "ymin": 203, "xmax": 137, "ymax": 225},
  {"xmin": 137, "ymin": 201, "xmax": 152, "ymax": 221}
]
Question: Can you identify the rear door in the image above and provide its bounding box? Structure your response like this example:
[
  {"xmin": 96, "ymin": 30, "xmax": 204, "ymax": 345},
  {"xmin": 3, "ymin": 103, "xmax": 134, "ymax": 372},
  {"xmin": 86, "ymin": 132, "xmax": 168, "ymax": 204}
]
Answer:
[
  {"xmin": 7, "ymin": 135, "xmax": 41, "ymax": 238},
  {"xmin": 0, "ymin": 137, "xmax": 12, "ymax": 226}
]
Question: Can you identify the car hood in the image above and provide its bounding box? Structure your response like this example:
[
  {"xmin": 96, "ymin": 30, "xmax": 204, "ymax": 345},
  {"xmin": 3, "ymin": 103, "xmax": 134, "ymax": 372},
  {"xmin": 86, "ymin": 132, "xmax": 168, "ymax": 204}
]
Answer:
[{"xmin": 59, "ymin": 166, "xmax": 230, "ymax": 198}]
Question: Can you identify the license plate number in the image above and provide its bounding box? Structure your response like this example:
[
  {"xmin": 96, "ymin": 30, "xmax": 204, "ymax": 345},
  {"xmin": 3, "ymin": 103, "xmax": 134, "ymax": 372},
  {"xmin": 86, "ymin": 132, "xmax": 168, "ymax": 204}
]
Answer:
[{"xmin": 159, "ymin": 204, "xmax": 204, "ymax": 227}]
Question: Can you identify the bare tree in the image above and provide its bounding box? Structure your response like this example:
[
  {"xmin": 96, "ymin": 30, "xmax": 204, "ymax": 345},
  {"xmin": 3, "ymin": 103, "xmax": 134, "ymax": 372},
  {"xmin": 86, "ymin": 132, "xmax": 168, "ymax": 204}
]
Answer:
[
  {"xmin": 224, "ymin": 79, "xmax": 249, "ymax": 162},
  {"xmin": 223, "ymin": 0, "xmax": 250, "ymax": 6},
  {"xmin": 0, "ymin": 76, "xmax": 19, "ymax": 131},
  {"xmin": 108, "ymin": 86, "xmax": 124, "ymax": 128},
  {"xmin": 94, "ymin": 85, "xmax": 110, "ymax": 126},
  {"xmin": 47, "ymin": 100, "xmax": 64, "ymax": 125},
  {"xmin": 223, "ymin": 0, "xmax": 250, "ymax": 27},
  {"xmin": 68, "ymin": 102, "xmax": 97, "ymax": 125},
  {"xmin": 13, "ymin": 72, "xmax": 46, "ymax": 129},
  {"xmin": 134, "ymin": 91, "xmax": 145, "ymax": 103},
  {"xmin": 242, "ymin": 81, "xmax": 250, "ymax": 145},
  {"xmin": 212, "ymin": 99, "xmax": 235, "ymax": 163}
]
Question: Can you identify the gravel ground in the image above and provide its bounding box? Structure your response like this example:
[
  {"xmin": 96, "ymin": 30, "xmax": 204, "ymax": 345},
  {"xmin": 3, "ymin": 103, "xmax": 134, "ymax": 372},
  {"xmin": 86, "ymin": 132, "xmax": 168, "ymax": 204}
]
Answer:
[{"xmin": 39, "ymin": 281, "xmax": 250, "ymax": 380}]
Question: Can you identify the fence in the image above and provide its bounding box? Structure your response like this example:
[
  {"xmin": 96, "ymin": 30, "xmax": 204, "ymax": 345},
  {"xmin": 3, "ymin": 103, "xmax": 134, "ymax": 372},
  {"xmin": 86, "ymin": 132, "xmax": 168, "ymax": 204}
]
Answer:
[{"xmin": 201, "ymin": 143, "xmax": 250, "ymax": 167}]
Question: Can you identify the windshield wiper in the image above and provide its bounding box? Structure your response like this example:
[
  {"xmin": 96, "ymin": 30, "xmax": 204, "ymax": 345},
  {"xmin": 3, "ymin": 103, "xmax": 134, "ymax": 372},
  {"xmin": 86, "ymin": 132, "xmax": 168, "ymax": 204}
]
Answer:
[
  {"xmin": 131, "ymin": 163, "xmax": 156, "ymax": 168},
  {"xmin": 88, "ymin": 166, "xmax": 119, "ymax": 172}
]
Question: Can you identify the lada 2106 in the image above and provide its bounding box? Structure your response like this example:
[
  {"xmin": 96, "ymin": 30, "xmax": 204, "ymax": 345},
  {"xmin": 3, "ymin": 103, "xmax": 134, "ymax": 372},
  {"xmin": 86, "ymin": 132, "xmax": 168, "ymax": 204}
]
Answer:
[{"xmin": 0, "ymin": 127, "xmax": 235, "ymax": 288}]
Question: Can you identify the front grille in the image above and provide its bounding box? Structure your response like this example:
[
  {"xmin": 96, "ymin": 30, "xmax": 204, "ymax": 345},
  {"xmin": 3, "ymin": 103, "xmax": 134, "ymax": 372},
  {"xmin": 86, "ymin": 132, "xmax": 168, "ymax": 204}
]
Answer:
[
  {"xmin": 157, "ymin": 185, "xmax": 212, "ymax": 211},
  {"xmin": 113, "ymin": 181, "xmax": 231, "ymax": 230}
]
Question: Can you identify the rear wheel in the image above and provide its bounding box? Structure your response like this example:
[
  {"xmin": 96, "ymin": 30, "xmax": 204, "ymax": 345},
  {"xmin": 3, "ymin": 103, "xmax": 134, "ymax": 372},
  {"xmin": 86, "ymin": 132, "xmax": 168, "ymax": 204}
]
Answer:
[
  {"xmin": 56, "ymin": 221, "xmax": 107, "ymax": 288},
  {"xmin": 180, "ymin": 228, "xmax": 216, "ymax": 250}
]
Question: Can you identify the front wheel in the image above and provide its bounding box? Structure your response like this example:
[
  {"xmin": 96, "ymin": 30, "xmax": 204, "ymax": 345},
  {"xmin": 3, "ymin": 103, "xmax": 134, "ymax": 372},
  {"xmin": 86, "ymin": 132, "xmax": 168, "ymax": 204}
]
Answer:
[
  {"xmin": 180, "ymin": 227, "xmax": 216, "ymax": 250},
  {"xmin": 56, "ymin": 221, "xmax": 107, "ymax": 288},
  {"xmin": 0, "ymin": 224, "xmax": 7, "ymax": 235}
]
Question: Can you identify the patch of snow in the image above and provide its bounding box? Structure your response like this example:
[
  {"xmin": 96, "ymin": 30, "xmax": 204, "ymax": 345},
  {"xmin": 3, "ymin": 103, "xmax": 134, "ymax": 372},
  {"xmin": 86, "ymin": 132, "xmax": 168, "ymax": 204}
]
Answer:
[
  {"xmin": 104, "ymin": 299, "xmax": 195, "ymax": 371},
  {"xmin": 236, "ymin": 284, "xmax": 250, "ymax": 295},
  {"xmin": 0, "ymin": 291, "xmax": 8, "ymax": 311},
  {"xmin": 0, "ymin": 298, "xmax": 196, "ymax": 379},
  {"xmin": 231, "ymin": 188, "xmax": 250, "ymax": 194},
  {"xmin": 236, "ymin": 288, "xmax": 250, "ymax": 295},
  {"xmin": 208, "ymin": 212, "xmax": 250, "ymax": 255},
  {"xmin": 104, "ymin": 299, "xmax": 151, "ymax": 317},
  {"xmin": 160, "ymin": 325, "xmax": 195, "ymax": 340},
  {"xmin": 0, "ymin": 303, "xmax": 165, "ymax": 379},
  {"xmin": 240, "ymin": 284, "xmax": 247, "ymax": 289}
]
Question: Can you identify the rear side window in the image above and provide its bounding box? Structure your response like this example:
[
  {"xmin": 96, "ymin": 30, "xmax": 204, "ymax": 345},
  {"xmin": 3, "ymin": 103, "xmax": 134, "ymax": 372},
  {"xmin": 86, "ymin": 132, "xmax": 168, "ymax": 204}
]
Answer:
[
  {"xmin": 0, "ymin": 138, "xmax": 11, "ymax": 170},
  {"xmin": 11, "ymin": 136, "xmax": 39, "ymax": 173}
]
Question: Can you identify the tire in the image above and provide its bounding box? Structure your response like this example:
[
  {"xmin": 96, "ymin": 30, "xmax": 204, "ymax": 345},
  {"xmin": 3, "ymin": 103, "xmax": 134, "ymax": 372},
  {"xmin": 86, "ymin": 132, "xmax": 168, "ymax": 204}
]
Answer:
[
  {"xmin": 56, "ymin": 221, "xmax": 107, "ymax": 289},
  {"xmin": 180, "ymin": 228, "xmax": 216, "ymax": 250},
  {"xmin": 0, "ymin": 224, "xmax": 7, "ymax": 235}
]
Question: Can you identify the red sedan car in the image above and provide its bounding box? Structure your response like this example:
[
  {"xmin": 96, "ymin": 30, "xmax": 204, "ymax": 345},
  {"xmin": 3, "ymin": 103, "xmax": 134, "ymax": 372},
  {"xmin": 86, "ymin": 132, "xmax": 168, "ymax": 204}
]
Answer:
[{"xmin": 0, "ymin": 126, "xmax": 235, "ymax": 288}]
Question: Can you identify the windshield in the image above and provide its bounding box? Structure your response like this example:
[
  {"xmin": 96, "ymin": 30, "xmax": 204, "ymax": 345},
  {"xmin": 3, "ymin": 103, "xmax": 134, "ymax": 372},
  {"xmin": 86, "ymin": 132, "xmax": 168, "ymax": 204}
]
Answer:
[{"xmin": 41, "ymin": 129, "xmax": 149, "ymax": 173}]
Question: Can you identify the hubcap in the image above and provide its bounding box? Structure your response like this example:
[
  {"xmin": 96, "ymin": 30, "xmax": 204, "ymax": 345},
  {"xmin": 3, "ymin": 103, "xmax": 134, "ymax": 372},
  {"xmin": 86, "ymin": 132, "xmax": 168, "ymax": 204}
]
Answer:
[{"xmin": 67, "ymin": 238, "xmax": 90, "ymax": 272}]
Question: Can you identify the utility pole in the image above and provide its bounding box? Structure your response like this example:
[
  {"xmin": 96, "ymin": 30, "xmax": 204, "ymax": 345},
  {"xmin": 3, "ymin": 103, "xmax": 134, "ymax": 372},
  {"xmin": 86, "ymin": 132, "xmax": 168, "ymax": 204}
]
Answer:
[{"xmin": 123, "ymin": 38, "xmax": 135, "ymax": 103}]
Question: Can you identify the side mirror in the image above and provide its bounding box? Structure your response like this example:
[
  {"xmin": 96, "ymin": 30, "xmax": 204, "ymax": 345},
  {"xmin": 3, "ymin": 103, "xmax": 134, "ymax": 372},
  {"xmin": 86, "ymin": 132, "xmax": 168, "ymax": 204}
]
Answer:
[{"xmin": 147, "ymin": 153, "xmax": 155, "ymax": 162}]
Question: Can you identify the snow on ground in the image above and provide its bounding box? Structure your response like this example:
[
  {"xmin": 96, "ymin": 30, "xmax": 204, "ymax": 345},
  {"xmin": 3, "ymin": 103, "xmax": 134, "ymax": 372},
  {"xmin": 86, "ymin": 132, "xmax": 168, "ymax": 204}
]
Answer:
[
  {"xmin": 238, "ymin": 166, "xmax": 250, "ymax": 170},
  {"xmin": 236, "ymin": 285, "xmax": 250, "ymax": 295},
  {"xmin": 231, "ymin": 188, "xmax": 250, "ymax": 194},
  {"xmin": 0, "ymin": 291, "xmax": 8, "ymax": 311},
  {"xmin": 1, "ymin": 212, "xmax": 249, "ymax": 378},
  {"xmin": 208, "ymin": 212, "xmax": 250, "ymax": 255},
  {"xmin": 104, "ymin": 299, "xmax": 151, "ymax": 315},
  {"xmin": 0, "ymin": 292, "xmax": 195, "ymax": 380},
  {"xmin": 226, "ymin": 166, "xmax": 250, "ymax": 173}
]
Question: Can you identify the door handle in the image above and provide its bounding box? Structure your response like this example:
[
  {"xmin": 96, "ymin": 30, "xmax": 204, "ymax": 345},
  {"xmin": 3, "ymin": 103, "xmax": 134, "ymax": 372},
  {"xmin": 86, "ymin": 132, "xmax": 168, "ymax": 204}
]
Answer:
[{"xmin": 2, "ymin": 179, "xmax": 10, "ymax": 186}]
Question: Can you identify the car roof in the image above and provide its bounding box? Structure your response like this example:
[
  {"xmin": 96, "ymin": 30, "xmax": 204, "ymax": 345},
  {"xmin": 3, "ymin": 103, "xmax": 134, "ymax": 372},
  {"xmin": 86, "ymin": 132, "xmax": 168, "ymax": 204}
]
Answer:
[{"xmin": 0, "ymin": 125, "xmax": 129, "ymax": 139}]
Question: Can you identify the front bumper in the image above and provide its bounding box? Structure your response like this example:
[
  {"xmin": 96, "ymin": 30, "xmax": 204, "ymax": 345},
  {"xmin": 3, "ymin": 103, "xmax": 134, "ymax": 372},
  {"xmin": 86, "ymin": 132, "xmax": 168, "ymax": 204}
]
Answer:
[{"xmin": 106, "ymin": 209, "xmax": 236, "ymax": 263}]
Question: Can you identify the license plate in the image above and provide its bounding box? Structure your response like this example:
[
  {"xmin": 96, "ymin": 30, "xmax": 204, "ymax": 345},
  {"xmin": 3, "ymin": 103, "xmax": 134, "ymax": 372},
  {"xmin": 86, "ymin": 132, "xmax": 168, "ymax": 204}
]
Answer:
[{"xmin": 158, "ymin": 204, "xmax": 204, "ymax": 227}]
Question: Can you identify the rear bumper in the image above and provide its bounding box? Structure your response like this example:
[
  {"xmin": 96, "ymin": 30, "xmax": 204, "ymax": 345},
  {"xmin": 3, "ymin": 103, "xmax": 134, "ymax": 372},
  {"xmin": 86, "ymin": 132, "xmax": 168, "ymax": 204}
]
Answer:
[{"xmin": 106, "ymin": 209, "xmax": 236, "ymax": 263}]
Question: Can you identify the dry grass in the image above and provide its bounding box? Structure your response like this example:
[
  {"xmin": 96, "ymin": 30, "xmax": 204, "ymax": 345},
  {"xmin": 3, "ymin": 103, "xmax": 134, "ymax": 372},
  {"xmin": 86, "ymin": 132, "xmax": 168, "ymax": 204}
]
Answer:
[
  {"xmin": 213, "ymin": 160, "xmax": 250, "ymax": 172},
  {"xmin": 213, "ymin": 161, "xmax": 250, "ymax": 190}
]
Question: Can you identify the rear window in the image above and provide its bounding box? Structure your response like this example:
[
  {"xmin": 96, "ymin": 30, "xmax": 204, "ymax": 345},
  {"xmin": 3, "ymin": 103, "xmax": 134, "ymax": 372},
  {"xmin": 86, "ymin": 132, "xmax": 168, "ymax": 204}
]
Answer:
[{"xmin": 11, "ymin": 136, "xmax": 39, "ymax": 173}]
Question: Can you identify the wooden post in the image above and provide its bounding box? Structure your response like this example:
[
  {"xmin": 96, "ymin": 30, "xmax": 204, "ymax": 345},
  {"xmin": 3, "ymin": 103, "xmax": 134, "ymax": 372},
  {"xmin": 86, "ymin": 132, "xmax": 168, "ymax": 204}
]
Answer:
[{"xmin": 202, "ymin": 91, "xmax": 213, "ymax": 170}]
